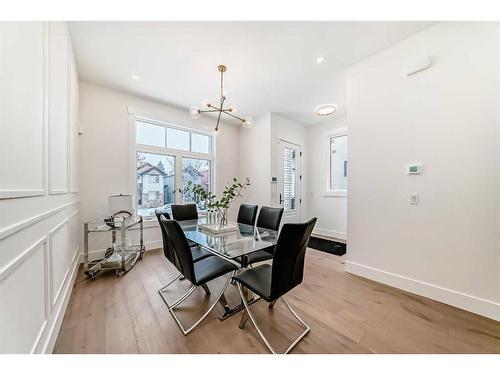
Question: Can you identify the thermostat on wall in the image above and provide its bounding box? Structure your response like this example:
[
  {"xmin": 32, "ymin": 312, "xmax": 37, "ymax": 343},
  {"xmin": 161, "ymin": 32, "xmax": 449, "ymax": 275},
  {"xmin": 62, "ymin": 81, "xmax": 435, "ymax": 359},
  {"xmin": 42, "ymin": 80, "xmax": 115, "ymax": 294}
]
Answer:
[{"xmin": 406, "ymin": 163, "xmax": 423, "ymax": 175}]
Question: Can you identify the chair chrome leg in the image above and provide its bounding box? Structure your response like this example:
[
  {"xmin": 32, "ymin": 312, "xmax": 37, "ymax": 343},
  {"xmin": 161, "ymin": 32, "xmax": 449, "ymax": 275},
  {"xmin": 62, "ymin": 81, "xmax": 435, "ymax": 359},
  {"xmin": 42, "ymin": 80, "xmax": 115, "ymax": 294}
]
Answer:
[
  {"xmin": 280, "ymin": 297, "xmax": 311, "ymax": 354},
  {"xmin": 236, "ymin": 282, "xmax": 310, "ymax": 354},
  {"xmin": 167, "ymin": 271, "xmax": 236, "ymax": 335},
  {"xmin": 218, "ymin": 292, "xmax": 229, "ymax": 309},
  {"xmin": 239, "ymin": 309, "xmax": 250, "ymax": 329},
  {"xmin": 158, "ymin": 273, "xmax": 183, "ymax": 308},
  {"xmin": 159, "ymin": 273, "xmax": 182, "ymax": 292},
  {"xmin": 236, "ymin": 282, "xmax": 277, "ymax": 354},
  {"xmin": 201, "ymin": 283, "xmax": 211, "ymax": 295}
]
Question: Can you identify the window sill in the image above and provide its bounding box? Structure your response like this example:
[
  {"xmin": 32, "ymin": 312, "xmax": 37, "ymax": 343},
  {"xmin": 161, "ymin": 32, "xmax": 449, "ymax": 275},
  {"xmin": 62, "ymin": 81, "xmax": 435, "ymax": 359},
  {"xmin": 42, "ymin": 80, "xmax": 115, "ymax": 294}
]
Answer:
[{"xmin": 322, "ymin": 190, "xmax": 347, "ymax": 197}]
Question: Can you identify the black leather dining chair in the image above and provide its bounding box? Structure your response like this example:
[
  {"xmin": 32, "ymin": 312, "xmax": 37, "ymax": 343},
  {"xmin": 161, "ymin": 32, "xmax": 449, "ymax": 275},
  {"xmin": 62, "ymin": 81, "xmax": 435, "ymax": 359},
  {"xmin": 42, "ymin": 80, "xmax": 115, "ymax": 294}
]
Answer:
[
  {"xmin": 155, "ymin": 208, "xmax": 213, "ymax": 262},
  {"xmin": 256, "ymin": 206, "xmax": 284, "ymax": 231},
  {"xmin": 233, "ymin": 217, "xmax": 317, "ymax": 354},
  {"xmin": 171, "ymin": 204, "xmax": 199, "ymax": 248},
  {"xmin": 154, "ymin": 207, "xmax": 171, "ymax": 221},
  {"xmin": 171, "ymin": 203, "xmax": 198, "ymax": 221},
  {"xmin": 158, "ymin": 217, "xmax": 238, "ymax": 335},
  {"xmin": 237, "ymin": 204, "xmax": 258, "ymax": 227},
  {"xmin": 240, "ymin": 206, "xmax": 284, "ymax": 266}
]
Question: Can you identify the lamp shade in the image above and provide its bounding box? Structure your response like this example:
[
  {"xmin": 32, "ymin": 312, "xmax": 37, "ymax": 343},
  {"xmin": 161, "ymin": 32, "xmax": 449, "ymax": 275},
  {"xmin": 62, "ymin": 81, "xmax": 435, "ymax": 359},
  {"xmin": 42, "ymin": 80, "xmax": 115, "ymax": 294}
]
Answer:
[{"xmin": 108, "ymin": 194, "xmax": 134, "ymax": 215}]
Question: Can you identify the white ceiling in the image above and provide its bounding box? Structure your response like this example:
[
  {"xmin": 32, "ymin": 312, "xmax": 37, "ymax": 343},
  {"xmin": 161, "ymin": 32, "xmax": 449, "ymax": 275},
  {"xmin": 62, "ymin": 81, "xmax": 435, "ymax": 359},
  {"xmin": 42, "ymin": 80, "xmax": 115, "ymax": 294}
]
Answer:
[{"xmin": 69, "ymin": 21, "xmax": 433, "ymax": 126}]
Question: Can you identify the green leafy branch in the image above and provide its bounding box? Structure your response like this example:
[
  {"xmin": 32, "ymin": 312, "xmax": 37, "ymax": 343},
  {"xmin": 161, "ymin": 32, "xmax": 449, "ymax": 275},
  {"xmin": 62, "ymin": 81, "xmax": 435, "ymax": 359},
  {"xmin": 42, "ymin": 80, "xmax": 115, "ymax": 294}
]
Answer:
[{"xmin": 183, "ymin": 177, "xmax": 251, "ymax": 212}]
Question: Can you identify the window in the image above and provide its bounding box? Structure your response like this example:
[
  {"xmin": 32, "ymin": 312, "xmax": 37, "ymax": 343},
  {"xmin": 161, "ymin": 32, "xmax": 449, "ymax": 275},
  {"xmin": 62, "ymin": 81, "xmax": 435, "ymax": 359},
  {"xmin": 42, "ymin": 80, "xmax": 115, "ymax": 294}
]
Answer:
[
  {"xmin": 329, "ymin": 134, "xmax": 348, "ymax": 191},
  {"xmin": 135, "ymin": 119, "xmax": 213, "ymax": 217},
  {"xmin": 167, "ymin": 127, "xmax": 190, "ymax": 151},
  {"xmin": 136, "ymin": 121, "xmax": 165, "ymax": 148},
  {"xmin": 182, "ymin": 158, "xmax": 211, "ymax": 210},
  {"xmin": 283, "ymin": 147, "xmax": 298, "ymax": 210},
  {"xmin": 148, "ymin": 175, "xmax": 159, "ymax": 183},
  {"xmin": 191, "ymin": 133, "xmax": 212, "ymax": 154},
  {"xmin": 149, "ymin": 191, "xmax": 160, "ymax": 200},
  {"xmin": 137, "ymin": 152, "xmax": 175, "ymax": 216}
]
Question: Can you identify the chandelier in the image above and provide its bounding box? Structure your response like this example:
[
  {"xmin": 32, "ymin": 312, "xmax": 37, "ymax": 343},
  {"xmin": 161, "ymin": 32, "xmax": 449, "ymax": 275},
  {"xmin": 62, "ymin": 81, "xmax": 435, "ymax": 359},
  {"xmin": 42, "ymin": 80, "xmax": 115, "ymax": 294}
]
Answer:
[{"xmin": 189, "ymin": 65, "xmax": 253, "ymax": 132}]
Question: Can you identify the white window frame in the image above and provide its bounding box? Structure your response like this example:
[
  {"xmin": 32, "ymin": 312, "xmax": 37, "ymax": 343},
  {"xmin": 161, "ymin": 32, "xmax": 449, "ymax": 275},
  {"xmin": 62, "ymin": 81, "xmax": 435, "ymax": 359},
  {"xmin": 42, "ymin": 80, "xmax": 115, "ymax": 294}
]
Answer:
[
  {"xmin": 322, "ymin": 128, "xmax": 348, "ymax": 197},
  {"xmin": 128, "ymin": 109, "xmax": 215, "ymax": 218}
]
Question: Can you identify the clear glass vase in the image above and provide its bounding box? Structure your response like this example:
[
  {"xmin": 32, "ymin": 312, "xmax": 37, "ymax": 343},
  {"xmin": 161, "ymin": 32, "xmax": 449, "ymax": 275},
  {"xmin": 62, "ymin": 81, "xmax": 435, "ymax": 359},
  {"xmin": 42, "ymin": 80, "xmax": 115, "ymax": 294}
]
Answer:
[{"xmin": 219, "ymin": 207, "xmax": 228, "ymax": 227}]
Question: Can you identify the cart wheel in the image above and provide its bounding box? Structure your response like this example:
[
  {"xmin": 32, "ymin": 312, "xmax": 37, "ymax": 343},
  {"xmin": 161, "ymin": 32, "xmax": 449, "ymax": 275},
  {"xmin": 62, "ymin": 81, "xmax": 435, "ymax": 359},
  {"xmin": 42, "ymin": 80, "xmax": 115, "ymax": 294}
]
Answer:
[
  {"xmin": 91, "ymin": 273, "xmax": 96, "ymax": 280},
  {"xmin": 115, "ymin": 270, "xmax": 120, "ymax": 278}
]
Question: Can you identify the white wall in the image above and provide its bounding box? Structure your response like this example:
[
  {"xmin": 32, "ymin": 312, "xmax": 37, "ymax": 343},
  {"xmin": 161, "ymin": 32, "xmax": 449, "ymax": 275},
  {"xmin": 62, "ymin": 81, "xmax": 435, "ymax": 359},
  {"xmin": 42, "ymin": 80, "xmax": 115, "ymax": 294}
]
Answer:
[
  {"xmin": 270, "ymin": 114, "xmax": 307, "ymax": 216},
  {"xmin": 238, "ymin": 113, "xmax": 272, "ymax": 206},
  {"xmin": 79, "ymin": 82, "xmax": 240, "ymax": 257},
  {"xmin": 305, "ymin": 118, "xmax": 348, "ymax": 240},
  {"xmin": 345, "ymin": 22, "xmax": 500, "ymax": 321},
  {"xmin": 239, "ymin": 112, "xmax": 308, "ymax": 221},
  {"xmin": 0, "ymin": 22, "xmax": 80, "ymax": 353}
]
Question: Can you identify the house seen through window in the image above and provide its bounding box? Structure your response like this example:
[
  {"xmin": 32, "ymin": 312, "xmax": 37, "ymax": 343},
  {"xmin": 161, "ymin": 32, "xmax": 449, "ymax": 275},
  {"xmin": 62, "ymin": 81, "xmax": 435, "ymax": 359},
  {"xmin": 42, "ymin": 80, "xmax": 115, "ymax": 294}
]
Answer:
[{"xmin": 135, "ymin": 120, "xmax": 213, "ymax": 216}]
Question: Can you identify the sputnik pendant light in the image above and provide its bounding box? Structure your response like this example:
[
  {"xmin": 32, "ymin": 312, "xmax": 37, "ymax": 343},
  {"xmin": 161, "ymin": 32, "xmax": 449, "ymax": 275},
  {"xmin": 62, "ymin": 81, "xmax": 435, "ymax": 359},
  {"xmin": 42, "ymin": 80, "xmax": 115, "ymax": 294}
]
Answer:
[{"xmin": 189, "ymin": 65, "xmax": 253, "ymax": 132}]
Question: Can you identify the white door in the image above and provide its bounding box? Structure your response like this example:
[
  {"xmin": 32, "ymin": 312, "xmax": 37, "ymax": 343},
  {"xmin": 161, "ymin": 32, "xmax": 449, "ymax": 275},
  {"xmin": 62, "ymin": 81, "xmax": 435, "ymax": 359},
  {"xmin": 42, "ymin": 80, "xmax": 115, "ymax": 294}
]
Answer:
[{"xmin": 278, "ymin": 140, "xmax": 302, "ymax": 224}]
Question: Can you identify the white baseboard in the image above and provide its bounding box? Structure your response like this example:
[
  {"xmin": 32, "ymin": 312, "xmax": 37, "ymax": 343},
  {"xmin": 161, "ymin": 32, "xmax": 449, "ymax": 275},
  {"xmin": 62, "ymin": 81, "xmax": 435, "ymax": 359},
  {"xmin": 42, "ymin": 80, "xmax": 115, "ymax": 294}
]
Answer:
[
  {"xmin": 345, "ymin": 260, "xmax": 500, "ymax": 322},
  {"xmin": 313, "ymin": 227, "xmax": 347, "ymax": 241}
]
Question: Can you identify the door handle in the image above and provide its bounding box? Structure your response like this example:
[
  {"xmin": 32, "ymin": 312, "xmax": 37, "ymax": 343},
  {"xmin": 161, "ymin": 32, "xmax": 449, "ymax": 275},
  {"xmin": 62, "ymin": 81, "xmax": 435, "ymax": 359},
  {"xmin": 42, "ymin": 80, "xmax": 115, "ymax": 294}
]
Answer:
[{"xmin": 279, "ymin": 193, "xmax": 283, "ymax": 205}]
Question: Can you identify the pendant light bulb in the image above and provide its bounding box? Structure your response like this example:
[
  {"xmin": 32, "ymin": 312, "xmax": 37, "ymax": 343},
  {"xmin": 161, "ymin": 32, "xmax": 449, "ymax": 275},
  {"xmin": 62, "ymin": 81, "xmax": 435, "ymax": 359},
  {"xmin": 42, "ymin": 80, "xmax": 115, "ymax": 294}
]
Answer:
[{"xmin": 189, "ymin": 105, "xmax": 201, "ymax": 119}]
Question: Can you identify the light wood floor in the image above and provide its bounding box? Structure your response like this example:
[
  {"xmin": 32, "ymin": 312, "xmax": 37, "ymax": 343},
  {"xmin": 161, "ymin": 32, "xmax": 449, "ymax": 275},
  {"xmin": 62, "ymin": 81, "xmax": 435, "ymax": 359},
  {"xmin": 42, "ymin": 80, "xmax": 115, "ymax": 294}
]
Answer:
[{"xmin": 54, "ymin": 248, "xmax": 500, "ymax": 354}]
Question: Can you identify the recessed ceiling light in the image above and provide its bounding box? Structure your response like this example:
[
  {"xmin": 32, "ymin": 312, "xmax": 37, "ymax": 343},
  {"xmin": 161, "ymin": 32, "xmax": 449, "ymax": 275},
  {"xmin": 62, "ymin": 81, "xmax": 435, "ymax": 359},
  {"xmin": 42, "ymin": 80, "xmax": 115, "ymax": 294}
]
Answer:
[
  {"xmin": 315, "ymin": 104, "xmax": 337, "ymax": 116},
  {"xmin": 316, "ymin": 56, "xmax": 325, "ymax": 64},
  {"xmin": 132, "ymin": 74, "xmax": 140, "ymax": 80}
]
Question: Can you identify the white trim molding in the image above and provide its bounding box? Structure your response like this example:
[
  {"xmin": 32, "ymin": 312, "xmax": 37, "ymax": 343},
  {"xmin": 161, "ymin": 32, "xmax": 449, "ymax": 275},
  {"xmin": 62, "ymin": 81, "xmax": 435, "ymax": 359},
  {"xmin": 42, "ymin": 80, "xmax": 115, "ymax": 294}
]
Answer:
[
  {"xmin": 0, "ymin": 190, "xmax": 46, "ymax": 200},
  {"xmin": 0, "ymin": 236, "xmax": 50, "ymax": 354},
  {"xmin": 0, "ymin": 200, "xmax": 79, "ymax": 241},
  {"xmin": 345, "ymin": 261, "xmax": 500, "ymax": 322},
  {"xmin": 48, "ymin": 218, "xmax": 69, "ymax": 310},
  {"xmin": 313, "ymin": 227, "xmax": 347, "ymax": 241},
  {"xmin": 41, "ymin": 246, "xmax": 79, "ymax": 353}
]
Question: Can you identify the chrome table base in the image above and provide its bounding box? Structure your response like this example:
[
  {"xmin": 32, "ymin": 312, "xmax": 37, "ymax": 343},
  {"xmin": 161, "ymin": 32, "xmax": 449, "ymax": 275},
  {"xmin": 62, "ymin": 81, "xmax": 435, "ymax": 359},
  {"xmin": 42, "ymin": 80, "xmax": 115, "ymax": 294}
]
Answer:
[{"xmin": 217, "ymin": 293, "xmax": 260, "ymax": 321}]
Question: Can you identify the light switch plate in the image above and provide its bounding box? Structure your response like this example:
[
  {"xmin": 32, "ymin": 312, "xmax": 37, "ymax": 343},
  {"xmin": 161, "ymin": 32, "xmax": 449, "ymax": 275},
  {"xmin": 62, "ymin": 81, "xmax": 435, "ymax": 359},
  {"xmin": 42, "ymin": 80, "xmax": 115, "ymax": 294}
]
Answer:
[
  {"xmin": 406, "ymin": 163, "xmax": 423, "ymax": 175},
  {"xmin": 410, "ymin": 194, "xmax": 419, "ymax": 205}
]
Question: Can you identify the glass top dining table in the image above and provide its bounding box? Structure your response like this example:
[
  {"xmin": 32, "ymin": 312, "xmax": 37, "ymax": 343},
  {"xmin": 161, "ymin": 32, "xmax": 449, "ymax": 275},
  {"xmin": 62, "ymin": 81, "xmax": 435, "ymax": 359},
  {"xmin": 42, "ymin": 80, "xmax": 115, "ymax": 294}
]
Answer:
[{"xmin": 177, "ymin": 218, "xmax": 278, "ymax": 265}]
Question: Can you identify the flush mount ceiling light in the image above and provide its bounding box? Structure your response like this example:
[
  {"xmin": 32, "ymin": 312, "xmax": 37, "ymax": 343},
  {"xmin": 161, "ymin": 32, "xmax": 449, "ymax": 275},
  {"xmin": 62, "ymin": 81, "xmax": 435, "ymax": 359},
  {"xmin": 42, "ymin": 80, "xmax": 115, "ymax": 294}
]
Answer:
[
  {"xmin": 315, "ymin": 104, "xmax": 337, "ymax": 116},
  {"xmin": 131, "ymin": 74, "xmax": 140, "ymax": 80},
  {"xmin": 316, "ymin": 56, "xmax": 325, "ymax": 64},
  {"xmin": 189, "ymin": 65, "xmax": 253, "ymax": 132}
]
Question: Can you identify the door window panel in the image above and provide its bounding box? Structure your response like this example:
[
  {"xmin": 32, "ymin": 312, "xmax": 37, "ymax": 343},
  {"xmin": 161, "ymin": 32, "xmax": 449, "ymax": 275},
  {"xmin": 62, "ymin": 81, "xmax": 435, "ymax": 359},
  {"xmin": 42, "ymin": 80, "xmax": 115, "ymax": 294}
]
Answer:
[{"xmin": 283, "ymin": 147, "xmax": 297, "ymax": 211}]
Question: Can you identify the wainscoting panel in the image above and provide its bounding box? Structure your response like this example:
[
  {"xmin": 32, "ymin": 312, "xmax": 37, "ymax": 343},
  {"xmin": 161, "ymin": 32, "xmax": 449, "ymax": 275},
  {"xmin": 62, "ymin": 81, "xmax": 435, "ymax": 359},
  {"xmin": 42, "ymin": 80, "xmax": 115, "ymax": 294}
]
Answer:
[
  {"xmin": 0, "ymin": 237, "xmax": 48, "ymax": 353},
  {"xmin": 49, "ymin": 218, "xmax": 72, "ymax": 309},
  {"xmin": 0, "ymin": 22, "xmax": 45, "ymax": 199},
  {"xmin": 0, "ymin": 21, "xmax": 80, "ymax": 353},
  {"xmin": 48, "ymin": 21, "xmax": 69, "ymax": 194}
]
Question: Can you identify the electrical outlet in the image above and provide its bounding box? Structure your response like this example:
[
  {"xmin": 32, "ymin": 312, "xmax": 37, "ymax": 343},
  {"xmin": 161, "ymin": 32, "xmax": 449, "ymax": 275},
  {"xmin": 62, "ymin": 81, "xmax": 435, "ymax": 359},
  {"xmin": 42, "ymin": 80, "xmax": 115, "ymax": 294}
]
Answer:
[{"xmin": 410, "ymin": 194, "xmax": 419, "ymax": 205}]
